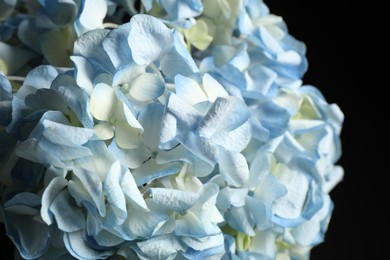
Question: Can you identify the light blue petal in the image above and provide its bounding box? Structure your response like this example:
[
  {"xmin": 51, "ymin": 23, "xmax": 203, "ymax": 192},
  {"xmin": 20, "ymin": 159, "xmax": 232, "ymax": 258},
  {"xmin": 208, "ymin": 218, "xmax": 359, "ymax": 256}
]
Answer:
[
  {"xmin": 160, "ymin": 31, "xmax": 200, "ymax": 80},
  {"xmin": 92, "ymin": 228, "xmax": 124, "ymax": 248},
  {"xmin": 50, "ymin": 190, "xmax": 86, "ymax": 232},
  {"xmin": 73, "ymin": 29, "xmax": 115, "ymax": 74},
  {"xmin": 174, "ymin": 74, "xmax": 207, "ymax": 105},
  {"xmin": 72, "ymin": 167, "xmax": 106, "ymax": 217},
  {"xmin": 246, "ymin": 64, "xmax": 277, "ymax": 96},
  {"xmin": 175, "ymin": 211, "xmax": 216, "ymax": 238},
  {"xmin": 41, "ymin": 176, "xmax": 68, "ymax": 225},
  {"xmin": 70, "ymin": 56, "xmax": 95, "ymax": 95},
  {"xmin": 3, "ymin": 192, "xmax": 50, "ymax": 259},
  {"xmin": 103, "ymin": 161, "xmax": 127, "ymax": 222},
  {"xmin": 126, "ymin": 199, "xmax": 169, "ymax": 237},
  {"xmin": 102, "ymin": 22, "xmax": 133, "ymax": 69},
  {"xmin": 121, "ymin": 168, "xmax": 149, "ymax": 210},
  {"xmin": 156, "ymin": 145, "xmax": 215, "ymax": 177},
  {"xmin": 4, "ymin": 192, "xmax": 41, "ymax": 215},
  {"xmin": 160, "ymin": 92, "xmax": 202, "ymax": 148},
  {"xmin": 191, "ymin": 183, "xmax": 223, "ymax": 224},
  {"xmin": 138, "ymin": 103, "xmax": 164, "ymax": 151},
  {"xmin": 84, "ymin": 208, "xmax": 103, "ymax": 236},
  {"xmin": 51, "ymin": 74, "xmax": 94, "ymax": 128},
  {"xmin": 291, "ymin": 195, "xmax": 332, "ymax": 247},
  {"xmin": 128, "ymin": 14, "xmax": 173, "ymax": 65},
  {"xmin": 272, "ymin": 160, "xmax": 324, "ymax": 227},
  {"xmin": 133, "ymin": 157, "xmax": 181, "ymax": 186},
  {"xmin": 0, "ymin": 42, "xmax": 36, "ymax": 75},
  {"xmin": 40, "ymin": 115, "xmax": 95, "ymax": 146},
  {"xmin": 136, "ymin": 234, "xmax": 185, "ymax": 259},
  {"xmin": 73, "ymin": 140, "xmax": 116, "ymax": 181},
  {"xmin": 212, "ymin": 121, "xmax": 252, "ymax": 152},
  {"xmin": 252, "ymin": 101, "xmax": 290, "ymax": 139},
  {"xmin": 197, "ymin": 96, "xmax": 251, "ymax": 138},
  {"xmin": 17, "ymin": 19, "xmax": 42, "ymax": 53},
  {"xmin": 64, "ymin": 231, "xmax": 114, "ymax": 260},
  {"xmin": 218, "ymin": 149, "xmax": 249, "ymax": 187},
  {"xmin": 38, "ymin": 0, "xmax": 77, "ymax": 27},
  {"xmin": 225, "ymin": 206, "xmax": 255, "ymax": 236},
  {"xmin": 245, "ymin": 196, "xmax": 270, "ymax": 230},
  {"xmin": 181, "ymin": 233, "xmax": 224, "ymax": 252},
  {"xmin": 6, "ymin": 85, "xmax": 36, "ymax": 134},
  {"xmin": 24, "ymin": 88, "xmax": 68, "ymax": 114},
  {"xmin": 15, "ymin": 111, "xmax": 94, "ymax": 167},
  {"xmin": 129, "ymin": 72, "xmax": 165, "ymax": 101},
  {"xmin": 159, "ymin": 0, "xmax": 203, "ymax": 21},
  {"xmin": 176, "ymin": 132, "xmax": 218, "ymax": 166},
  {"xmin": 74, "ymin": 0, "xmax": 107, "ymax": 35},
  {"xmin": 3, "ymin": 213, "xmax": 50, "ymax": 259},
  {"xmin": 24, "ymin": 65, "xmax": 59, "ymax": 89},
  {"xmin": 217, "ymin": 187, "xmax": 248, "ymax": 212},
  {"xmin": 181, "ymin": 242, "xmax": 225, "ymax": 260}
]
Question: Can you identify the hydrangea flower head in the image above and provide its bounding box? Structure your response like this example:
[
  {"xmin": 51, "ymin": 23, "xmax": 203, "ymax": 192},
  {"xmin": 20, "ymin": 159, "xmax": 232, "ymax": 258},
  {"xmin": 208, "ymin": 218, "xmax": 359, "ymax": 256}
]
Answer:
[{"xmin": 0, "ymin": 1, "xmax": 343, "ymax": 259}]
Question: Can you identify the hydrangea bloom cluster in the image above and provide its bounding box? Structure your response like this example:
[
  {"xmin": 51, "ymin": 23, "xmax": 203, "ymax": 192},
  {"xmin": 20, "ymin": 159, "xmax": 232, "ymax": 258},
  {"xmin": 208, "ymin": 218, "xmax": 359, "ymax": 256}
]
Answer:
[{"xmin": 0, "ymin": 1, "xmax": 343, "ymax": 259}]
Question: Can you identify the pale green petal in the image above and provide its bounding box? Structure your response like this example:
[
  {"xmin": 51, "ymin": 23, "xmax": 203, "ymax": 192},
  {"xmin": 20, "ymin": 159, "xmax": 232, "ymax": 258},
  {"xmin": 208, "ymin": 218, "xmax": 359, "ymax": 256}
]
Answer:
[
  {"xmin": 94, "ymin": 123, "xmax": 114, "ymax": 140},
  {"xmin": 184, "ymin": 19, "xmax": 213, "ymax": 51}
]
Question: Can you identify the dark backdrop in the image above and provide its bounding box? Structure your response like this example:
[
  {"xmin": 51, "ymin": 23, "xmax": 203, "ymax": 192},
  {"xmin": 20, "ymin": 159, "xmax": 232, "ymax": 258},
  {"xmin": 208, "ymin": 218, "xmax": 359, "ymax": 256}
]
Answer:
[
  {"xmin": 0, "ymin": 1, "xmax": 382, "ymax": 259},
  {"xmin": 267, "ymin": 1, "xmax": 384, "ymax": 259}
]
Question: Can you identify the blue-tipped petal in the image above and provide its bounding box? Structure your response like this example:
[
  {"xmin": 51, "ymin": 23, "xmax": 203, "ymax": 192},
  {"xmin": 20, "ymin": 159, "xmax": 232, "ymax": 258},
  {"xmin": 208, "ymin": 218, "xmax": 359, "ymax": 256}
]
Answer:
[
  {"xmin": 64, "ymin": 231, "xmax": 114, "ymax": 260},
  {"xmin": 132, "ymin": 159, "xmax": 182, "ymax": 187},
  {"xmin": 50, "ymin": 190, "xmax": 86, "ymax": 232},
  {"xmin": 41, "ymin": 176, "xmax": 68, "ymax": 225}
]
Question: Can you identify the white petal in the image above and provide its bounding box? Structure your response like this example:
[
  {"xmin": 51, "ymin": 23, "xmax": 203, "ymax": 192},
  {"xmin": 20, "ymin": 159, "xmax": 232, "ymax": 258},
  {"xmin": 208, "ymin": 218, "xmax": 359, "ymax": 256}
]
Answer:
[
  {"xmin": 121, "ymin": 169, "xmax": 148, "ymax": 211},
  {"xmin": 90, "ymin": 83, "xmax": 116, "ymax": 121},
  {"xmin": 202, "ymin": 73, "xmax": 228, "ymax": 101},
  {"xmin": 272, "ymin": 164, "xmax": 309, "ymax": 220},
  {"xmin": 150, "ymin": 188, "xmax": 199, "ymax": 212},
  {"xmin": 218, "ymin": 149, "xmax": 249, "ymax": 187},
  {"xmin": 175, "ymin": 74, "xmax": 207, "ymax": 106},
  {"xmin": 114, "ymin": 120, "xmax": 143, "ymax": 149}
]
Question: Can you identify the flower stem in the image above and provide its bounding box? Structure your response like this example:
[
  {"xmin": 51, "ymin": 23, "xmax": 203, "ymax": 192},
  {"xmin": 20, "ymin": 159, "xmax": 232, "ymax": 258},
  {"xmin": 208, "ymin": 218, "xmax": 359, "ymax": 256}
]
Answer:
[{"xmin": 102, "ymin": 23, "xmax": 119, "ymax": 29}]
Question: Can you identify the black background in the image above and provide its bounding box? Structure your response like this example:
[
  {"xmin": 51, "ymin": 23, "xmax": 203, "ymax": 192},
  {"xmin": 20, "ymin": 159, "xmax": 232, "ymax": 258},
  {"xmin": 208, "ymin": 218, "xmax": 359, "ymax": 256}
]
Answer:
[
  {"xmin": 267, "ymin": 0, "xmax": 384, "ymax": 259},
  {"xmin": 0, "ymin": 1, "xmax": 382, "ymax": 259}
]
